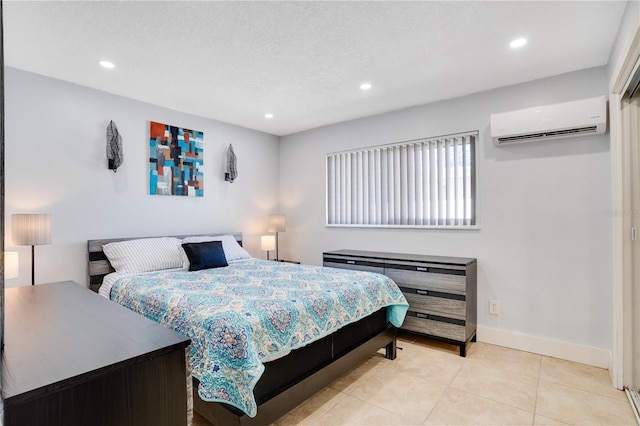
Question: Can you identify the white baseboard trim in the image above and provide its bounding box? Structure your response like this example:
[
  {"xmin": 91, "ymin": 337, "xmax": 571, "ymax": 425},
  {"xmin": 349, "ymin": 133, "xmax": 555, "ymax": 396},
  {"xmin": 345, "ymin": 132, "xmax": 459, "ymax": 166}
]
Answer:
[{"xmin": 477, "ymin": 325, "xmax": 611, "ymax": 369}]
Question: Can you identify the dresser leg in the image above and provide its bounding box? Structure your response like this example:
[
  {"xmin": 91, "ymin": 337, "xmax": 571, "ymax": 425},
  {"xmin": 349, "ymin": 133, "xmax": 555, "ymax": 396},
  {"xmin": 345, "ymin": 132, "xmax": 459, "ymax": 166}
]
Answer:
[
  {"xmin": 385, "ymin": 338, "xmax": 397, "ymax": 360},
  {"xmin": 459, "ymin": 332, "xmax": 476, "ymax": 357}
]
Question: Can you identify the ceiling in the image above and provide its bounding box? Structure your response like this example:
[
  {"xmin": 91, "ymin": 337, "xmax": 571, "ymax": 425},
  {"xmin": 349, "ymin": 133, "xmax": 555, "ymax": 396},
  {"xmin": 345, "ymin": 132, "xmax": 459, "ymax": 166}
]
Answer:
[{"xmin": 4, "ymin": 1, "xmax": 626, "ymax": 136}]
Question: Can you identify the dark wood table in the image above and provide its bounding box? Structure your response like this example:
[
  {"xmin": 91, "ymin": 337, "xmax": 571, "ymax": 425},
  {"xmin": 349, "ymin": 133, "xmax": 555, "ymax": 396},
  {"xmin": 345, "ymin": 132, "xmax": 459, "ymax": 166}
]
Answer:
[{"xmin": 2, "ymin": 281, "xmax": 191, "ymax": 426}]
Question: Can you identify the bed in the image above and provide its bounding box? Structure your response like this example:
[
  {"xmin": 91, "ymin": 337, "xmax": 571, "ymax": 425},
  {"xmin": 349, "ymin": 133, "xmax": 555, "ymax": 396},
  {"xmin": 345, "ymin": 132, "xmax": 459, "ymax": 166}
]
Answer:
[{"xmin": 87, "ymin": 233, "xmax": 408, "ymax": 426}]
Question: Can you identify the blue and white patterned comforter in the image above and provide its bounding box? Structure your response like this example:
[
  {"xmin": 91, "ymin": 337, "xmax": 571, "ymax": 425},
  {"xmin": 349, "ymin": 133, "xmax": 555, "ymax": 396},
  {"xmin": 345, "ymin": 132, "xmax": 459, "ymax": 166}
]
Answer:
[{"xmin": 109, "ymin": 259, "xmax": 408, "ymax": 417}]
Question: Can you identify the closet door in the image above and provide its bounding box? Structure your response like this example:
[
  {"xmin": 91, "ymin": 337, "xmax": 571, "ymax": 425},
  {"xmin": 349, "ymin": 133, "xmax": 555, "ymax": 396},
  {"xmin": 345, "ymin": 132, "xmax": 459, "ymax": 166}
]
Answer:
[{"xmin": 622, "ymin": 94, "xmax": 640, "ymax": 403}]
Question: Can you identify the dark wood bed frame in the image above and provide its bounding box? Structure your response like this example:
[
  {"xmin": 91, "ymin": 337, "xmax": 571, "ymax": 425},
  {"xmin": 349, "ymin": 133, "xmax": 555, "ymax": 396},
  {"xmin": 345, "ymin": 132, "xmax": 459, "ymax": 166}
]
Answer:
[{"xmin": 87, "ymin": 233, "xmax": 398, "ymax": 426}]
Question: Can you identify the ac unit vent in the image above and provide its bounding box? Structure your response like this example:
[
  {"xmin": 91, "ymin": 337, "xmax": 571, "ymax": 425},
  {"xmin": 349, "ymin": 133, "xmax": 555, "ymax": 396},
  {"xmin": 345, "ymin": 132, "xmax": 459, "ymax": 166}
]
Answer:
[
  {"xmin": 490, "ymin": 96, "xmax": 606, "ymax": 146},
  {"xmin": 496, "ymin": 126, "xmax": 599, "ymax": 144}
]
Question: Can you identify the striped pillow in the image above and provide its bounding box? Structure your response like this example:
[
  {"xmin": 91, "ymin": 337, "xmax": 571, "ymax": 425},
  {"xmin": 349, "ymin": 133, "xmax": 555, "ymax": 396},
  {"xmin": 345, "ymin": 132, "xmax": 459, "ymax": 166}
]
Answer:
[{"xmin": 103, "ymin": 237, "xmax": 184, "ymax": 273}]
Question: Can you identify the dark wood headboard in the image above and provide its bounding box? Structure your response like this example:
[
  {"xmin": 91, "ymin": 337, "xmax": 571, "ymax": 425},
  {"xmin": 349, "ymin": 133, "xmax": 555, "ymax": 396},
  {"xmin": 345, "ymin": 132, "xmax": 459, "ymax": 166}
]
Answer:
[{"xmin": 87, "ymin": 232, "xmax": 243, "ymax": 293}]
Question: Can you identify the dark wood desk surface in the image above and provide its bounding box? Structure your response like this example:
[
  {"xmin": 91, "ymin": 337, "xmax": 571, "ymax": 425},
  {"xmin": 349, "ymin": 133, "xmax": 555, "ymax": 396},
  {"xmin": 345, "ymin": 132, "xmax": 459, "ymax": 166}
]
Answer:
[{"xmin": 2, "ymin": 281, "xmax": 190, "ymax": 407}]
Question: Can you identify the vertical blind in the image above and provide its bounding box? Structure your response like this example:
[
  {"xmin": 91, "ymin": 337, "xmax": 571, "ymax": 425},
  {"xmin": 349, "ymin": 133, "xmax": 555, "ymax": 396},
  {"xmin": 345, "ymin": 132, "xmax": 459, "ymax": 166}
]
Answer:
[{"xmin": 326, "ymin": 131, "xmax": 477, "ymax": 227}]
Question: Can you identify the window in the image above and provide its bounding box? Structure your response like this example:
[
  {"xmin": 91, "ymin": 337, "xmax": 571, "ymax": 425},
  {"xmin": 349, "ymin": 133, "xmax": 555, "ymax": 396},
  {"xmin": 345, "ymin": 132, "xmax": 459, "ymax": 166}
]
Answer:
[{"xmin": 326, "ymin": 131, "xmax": 477, "ymax": 228}]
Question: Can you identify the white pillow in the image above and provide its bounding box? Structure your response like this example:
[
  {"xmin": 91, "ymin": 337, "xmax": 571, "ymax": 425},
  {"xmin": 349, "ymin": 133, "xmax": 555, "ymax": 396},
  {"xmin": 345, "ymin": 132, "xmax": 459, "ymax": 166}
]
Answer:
[
  {"xmin": 103, "ymin": 237, "xmax": 184, "ymax": 273},
  {"xmin": 181, "ymin": 235, "xmax": 251, "ymax": 266}
]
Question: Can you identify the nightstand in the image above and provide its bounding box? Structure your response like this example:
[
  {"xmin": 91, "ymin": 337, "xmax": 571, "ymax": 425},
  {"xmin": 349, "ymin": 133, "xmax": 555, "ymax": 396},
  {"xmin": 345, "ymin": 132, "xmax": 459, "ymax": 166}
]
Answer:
[
  {"xmin": 271, "ymin": 259, "xmax": 300, "ymax": 264},
  {"xmin": 2, "ymin": 281, "xmax": 191, "ymax": 425}
]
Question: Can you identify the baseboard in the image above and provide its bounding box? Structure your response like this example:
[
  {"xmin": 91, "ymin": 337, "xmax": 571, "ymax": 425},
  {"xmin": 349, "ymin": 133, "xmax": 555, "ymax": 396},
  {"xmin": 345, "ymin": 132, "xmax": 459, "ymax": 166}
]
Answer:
[{"xmin": 477, "ymin": 325, "xmax": 611, "ymax": 369}]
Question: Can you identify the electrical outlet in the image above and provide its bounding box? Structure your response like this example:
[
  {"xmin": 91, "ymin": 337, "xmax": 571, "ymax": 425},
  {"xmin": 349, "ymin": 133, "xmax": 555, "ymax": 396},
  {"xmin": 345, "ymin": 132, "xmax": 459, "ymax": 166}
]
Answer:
[{"xmin": 489, "ymin": 299, "xmax": 500, "ymax": 315}]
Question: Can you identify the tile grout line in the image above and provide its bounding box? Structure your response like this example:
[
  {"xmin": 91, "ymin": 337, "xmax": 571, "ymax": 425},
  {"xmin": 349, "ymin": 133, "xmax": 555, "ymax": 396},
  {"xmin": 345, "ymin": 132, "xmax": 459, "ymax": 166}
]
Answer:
[
  {"xmin": 420, "ymin": 342, "xmax": 472, "ymax": 425},
  {"xmin": 537, "ymin": 375, "xmax": 630, "ymax": 403},
  {"xmin": 447, "ymin": 355, "xmax": 539, "ymax": 416},
  {"xmin": 309, "ymin": 349, "xmax": 416, "ymax": 425},
  {"xmin": 291, "ymin": 387, "xmax": 351, "ymax": 426},
  {"xmin": 347, "ymin": 392, "xmax": 422, "ymax": 424},
  {"xmin": 538, "ymin": 376, "xmax": 633, "ymax": 402},
  {"xmin": 531, "ymin": 355, "xmax": 543, "ymax": 425},
  {"xmin": 306, "ymin": 400, "xmax": 336, "ymax": 426},
  {"xmin": 341, "ymin": 339, "xmax": 466, "ymax": 425}
]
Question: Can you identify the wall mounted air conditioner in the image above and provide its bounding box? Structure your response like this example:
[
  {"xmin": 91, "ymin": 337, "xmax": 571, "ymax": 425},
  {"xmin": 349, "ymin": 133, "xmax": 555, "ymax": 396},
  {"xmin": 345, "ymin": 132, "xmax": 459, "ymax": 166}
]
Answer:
[{"xmin": 490, "ymin": 96, "xmax": 607, "ymax": 146}]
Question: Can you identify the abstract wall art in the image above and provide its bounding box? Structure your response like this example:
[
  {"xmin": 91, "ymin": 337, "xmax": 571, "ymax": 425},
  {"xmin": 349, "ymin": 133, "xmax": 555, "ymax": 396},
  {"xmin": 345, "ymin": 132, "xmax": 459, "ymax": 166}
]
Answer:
[{"xmin": 149, "ymin": 121, "xmax": 204, "ymax": 197}]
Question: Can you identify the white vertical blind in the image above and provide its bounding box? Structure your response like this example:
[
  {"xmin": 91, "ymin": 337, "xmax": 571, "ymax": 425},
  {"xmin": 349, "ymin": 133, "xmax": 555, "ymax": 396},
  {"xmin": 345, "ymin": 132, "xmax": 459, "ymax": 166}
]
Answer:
[
  {"xmin": 326, "ymin": 131, "xmax": 477, "ymax": 227},
  {"xmin": 327, "ymin": 155, "xmax": 335, "ymax": 224}
]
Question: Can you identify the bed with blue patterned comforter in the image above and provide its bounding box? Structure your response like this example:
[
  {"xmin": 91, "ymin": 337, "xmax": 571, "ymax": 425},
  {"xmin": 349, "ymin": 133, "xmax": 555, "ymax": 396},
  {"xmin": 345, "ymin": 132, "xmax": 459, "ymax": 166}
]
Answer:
[{"xmin": 109, "ymin": 259, "xmax": 408, "ymax": 417}]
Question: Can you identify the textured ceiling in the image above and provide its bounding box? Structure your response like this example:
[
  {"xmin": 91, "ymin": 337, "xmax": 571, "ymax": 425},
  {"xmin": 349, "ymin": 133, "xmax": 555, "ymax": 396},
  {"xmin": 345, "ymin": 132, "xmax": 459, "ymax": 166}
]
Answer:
[{"xmin": 4, "ymin": 1, "xmax": 626, "ymax": 136}]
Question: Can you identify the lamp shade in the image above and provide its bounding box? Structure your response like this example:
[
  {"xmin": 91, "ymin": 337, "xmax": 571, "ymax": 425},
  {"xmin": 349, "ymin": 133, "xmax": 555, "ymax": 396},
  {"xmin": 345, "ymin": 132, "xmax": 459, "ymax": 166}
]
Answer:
[
  {"xmin": 12, "ymin": 214, "xmax": 52, "ymax": 246},
  {"xmin": 4, "ymin": 252, "xmax": 19, "ymax": 279},
  {"xmin": 261, "ymin": 235, "xmax": 276, "ymax": 251},
  {"xmin": 267, "ymin": 214, "xmax": 286, "ymax": 232}
]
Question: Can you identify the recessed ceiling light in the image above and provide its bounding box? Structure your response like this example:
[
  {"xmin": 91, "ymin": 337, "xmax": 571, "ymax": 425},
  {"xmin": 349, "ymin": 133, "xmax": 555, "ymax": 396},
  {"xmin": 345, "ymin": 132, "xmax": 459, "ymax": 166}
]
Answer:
[
  {"xmin": 510, "ymin": 38, "xmax": 527, "ymax": 49},
  {"xmin": 99, "ymin": 60, "xmax": 115, "ymax": 69},
  {"xmin": 360, "ymin": 83, "xmax": 372, "ymax": 90},
  {"xmin": 264, "ymin": 113, "xmax": 274, "ymax": 119}
]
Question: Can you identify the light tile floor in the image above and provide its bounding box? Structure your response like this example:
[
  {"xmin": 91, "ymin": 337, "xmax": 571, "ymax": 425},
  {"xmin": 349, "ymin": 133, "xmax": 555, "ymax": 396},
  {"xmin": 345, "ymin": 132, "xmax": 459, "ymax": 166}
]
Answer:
[{"xmin": 193, "ymin": 332, "xmax": 637, "ymax": 425}]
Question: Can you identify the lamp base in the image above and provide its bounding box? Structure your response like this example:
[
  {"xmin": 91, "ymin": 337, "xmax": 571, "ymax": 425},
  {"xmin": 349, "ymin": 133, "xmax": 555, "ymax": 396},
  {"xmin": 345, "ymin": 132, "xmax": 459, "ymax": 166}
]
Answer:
[{"xmin": 31, "ymin": 245, "xmax": 35, "ymax": 286}]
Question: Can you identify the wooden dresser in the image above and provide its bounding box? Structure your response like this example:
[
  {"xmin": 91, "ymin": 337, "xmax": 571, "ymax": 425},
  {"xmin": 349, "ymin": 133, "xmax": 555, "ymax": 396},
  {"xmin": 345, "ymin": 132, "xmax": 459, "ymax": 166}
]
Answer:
[
  {"xmin": 2, "ymin": 281, "xmax": 191, "ymax": 426},
  {"xmin": 323, "ymin": 250, "xmax": 477, "ymax": 356}
]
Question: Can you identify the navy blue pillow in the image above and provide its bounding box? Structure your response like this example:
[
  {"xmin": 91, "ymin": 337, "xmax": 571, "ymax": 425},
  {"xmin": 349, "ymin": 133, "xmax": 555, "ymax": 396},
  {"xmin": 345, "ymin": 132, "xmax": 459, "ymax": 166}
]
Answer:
[{"xmin": 182, "ymin": 240, "xmax": 228, "ymax": 271}]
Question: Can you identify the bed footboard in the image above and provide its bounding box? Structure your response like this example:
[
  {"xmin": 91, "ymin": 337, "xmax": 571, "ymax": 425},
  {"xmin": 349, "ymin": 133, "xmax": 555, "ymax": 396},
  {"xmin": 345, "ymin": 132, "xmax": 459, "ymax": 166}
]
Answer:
[{"xmin": 194, "ymin": 326, "xmax": 397, "ymax": 426}]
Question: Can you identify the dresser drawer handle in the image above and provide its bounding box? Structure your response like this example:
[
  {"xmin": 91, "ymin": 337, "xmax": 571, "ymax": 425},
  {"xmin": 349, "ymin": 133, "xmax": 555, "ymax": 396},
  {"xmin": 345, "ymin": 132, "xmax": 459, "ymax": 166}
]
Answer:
[
  {"xmin": 416, "ymin": 290, "xmax": 429, "ymax": 296},
  {"xmin": 416, "ymin": 267, "xmax": 428, "ymax": 272},
  {"xmin": 416, "ymin": 312, "xmax": 428, "ymax": 319},
  {"xmin": 346, "ymin": 260, "xmax": 356, "ymax": 264}
]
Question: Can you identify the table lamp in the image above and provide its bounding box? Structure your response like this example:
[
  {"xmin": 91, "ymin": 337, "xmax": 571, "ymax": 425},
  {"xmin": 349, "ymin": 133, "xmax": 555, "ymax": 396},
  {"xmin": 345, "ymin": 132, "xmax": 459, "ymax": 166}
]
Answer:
[
  {"xmin": 12, "ymin": 214, "xmax": 52, "ymax": 285},
  {"xmin": 267, "ymin": 214, "xmax": 285, "ymax": 261},
  {"xmin": 261, "ymin": 235, "xmax": 276, "ymax": 260}
]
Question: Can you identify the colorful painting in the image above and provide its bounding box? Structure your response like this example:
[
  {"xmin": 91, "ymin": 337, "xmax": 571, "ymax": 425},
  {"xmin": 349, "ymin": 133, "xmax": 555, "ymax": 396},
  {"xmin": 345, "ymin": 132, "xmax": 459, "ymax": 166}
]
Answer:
[{"xmin": 149, "ymin": 121, "xmax": 204, "ymax": 197}]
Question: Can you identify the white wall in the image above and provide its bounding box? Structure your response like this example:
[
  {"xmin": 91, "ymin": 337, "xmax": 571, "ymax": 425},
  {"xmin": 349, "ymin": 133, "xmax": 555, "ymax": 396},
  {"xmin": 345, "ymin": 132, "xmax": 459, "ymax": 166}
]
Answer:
[
  {"xmin": 4, "ymin": 67, "xmax": 280, "ymax": 288},
  {"xmin": 279, "ymin": 66, "xmax": 612, "ymax": 356},
  {"xmin": 608, "ymin": 0, "xmax": 640, "ymax": 88}
]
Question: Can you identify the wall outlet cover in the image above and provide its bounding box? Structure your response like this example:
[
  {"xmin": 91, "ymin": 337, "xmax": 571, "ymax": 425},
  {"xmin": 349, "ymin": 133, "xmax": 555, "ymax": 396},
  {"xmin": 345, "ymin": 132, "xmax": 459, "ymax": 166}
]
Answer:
[{"xmin": 489, "ymin": 299, "xmax": 500, "ymax": 315}]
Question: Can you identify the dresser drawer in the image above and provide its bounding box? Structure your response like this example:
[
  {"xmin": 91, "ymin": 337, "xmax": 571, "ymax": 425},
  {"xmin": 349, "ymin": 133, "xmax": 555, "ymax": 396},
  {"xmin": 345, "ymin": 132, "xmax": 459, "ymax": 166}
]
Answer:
[
  {"xmin": 401, "ymin": 312, "xmax": 466, "ymax": 341},
  {"xmin": 385, "ymin": 266, "xmax": 465, "ymax": 294},
  {"xmin": 323, "ymin": 256, "xmax": 384, "ymax": 274},
  {"xmin": 401, "ymin": 288, "xmax": 466, "ymax": 317}
]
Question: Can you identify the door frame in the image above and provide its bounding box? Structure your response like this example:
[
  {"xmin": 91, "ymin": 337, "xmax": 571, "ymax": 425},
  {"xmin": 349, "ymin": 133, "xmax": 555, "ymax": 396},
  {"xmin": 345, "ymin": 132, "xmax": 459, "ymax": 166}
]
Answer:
[{"xmin": 611, "ymin": 25, "xmax": 640, "ymax": 389}]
